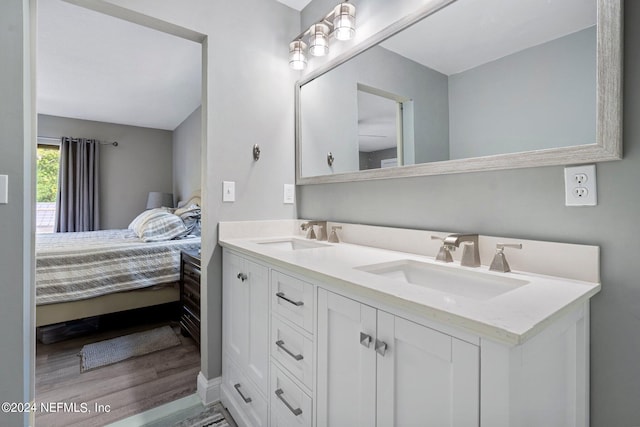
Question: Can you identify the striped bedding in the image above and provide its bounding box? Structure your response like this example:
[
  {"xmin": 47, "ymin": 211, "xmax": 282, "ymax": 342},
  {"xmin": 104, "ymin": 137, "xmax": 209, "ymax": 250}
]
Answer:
[{"xmin": 36, "ymin": 229, "xmax": 201, "ymax": 305}]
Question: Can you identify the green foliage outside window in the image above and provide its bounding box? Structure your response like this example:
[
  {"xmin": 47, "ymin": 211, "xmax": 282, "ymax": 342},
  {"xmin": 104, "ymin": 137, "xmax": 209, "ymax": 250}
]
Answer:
[{"xmin": 37, "ymin": 146, "xmax": 60, "ymax": 203}]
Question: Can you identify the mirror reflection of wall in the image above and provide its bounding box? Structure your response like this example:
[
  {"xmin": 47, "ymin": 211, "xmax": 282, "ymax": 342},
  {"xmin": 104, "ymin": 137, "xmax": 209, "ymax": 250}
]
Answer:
[
  {"xmin": 357, "ymin": 84, "xmax": 414, "ymax": 171},
  {"xmin": 299, "ymin": 0, "xmax": 599, "ymax": 180}
]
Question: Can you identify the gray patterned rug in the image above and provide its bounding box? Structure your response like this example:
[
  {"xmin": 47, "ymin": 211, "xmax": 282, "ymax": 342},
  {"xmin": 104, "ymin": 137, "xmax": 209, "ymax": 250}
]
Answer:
[
  {"xmin": 79, "ymin": 325, "xmax": 181, "ymax": 372},
  {"xmin": 172, "ymin": 403, "xmax": 232, "ymax": 427}
]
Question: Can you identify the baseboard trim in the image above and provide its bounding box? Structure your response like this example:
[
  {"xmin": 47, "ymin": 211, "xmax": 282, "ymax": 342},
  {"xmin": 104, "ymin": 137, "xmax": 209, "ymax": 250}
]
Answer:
[{"xmin": 197, "ymin": 372, "xmax": 222, "ymax": 406}]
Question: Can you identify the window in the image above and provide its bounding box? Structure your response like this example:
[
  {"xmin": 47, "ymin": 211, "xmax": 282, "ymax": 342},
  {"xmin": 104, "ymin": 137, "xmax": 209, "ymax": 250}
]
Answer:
[{"xmin": 36, "ymin": 144, "xmax": 60, "ymax": 233}]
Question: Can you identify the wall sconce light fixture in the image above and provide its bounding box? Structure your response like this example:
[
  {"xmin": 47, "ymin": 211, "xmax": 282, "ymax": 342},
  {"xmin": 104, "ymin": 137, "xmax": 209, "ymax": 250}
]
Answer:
[
  {"xmin": 289, "ymin": 40, "xmax": 308, "ymax": 70},
  {"xmin": 289, "ymin": 1, "xmax": 356, "ymax": 70}
]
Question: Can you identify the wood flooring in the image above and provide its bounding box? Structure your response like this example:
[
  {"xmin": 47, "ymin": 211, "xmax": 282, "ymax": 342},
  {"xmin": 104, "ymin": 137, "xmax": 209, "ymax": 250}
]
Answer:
[{"xmin": 35, "ymin": 321, "xmax": 200, "ymax": 427}]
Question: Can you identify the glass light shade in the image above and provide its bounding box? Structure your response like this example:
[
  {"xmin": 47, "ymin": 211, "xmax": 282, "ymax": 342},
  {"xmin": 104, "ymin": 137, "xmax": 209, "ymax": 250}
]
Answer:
[
  {"xmin": 309, "ymin": 23, "xmax": 330, "ymax": 57},
  {"xmin": 289, "ymin": 40, "xmax": 307, "ymax": 70},
  {"xmin": 333, "ymin": 2, "xmax": 356, "ymax": 41}
]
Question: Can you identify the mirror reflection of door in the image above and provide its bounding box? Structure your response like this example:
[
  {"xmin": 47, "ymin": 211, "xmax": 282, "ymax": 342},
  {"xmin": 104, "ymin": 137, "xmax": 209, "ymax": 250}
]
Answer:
[{"xmin": 357, "ymin": 84, "xmax": 413, "ymax": 171}]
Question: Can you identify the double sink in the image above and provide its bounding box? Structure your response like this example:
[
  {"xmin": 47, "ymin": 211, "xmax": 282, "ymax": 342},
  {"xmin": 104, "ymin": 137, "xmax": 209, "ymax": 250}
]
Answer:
[{"xmin": 257, "ymin": 238, "xmax": 527, "ymax": 301}]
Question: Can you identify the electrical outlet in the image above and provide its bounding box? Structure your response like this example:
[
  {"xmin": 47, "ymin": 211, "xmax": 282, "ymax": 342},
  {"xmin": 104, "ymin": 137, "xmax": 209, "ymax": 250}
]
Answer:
[{"xmin": 565, "ymin": 165, "xmax": 597, "ymax": 206}]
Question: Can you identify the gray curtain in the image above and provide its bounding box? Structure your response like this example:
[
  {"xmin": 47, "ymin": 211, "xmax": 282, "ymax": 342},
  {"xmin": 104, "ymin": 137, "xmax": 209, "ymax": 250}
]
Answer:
[{"xmin": 55, "ymin": 137, "xmax": 100, "ymax": 232}]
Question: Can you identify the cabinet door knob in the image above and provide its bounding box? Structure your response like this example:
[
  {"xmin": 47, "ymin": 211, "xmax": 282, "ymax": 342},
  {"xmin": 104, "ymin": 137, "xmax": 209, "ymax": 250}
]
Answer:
[
  {"xmin": 237, "ymin": 272, "xmax": 248, "ymax": 282},
  {"xmin": 234, "ymin": 383, "xmax": 252, "ymax": 403},
  {"xmin": 375, "ymin": 339, "xmax": 388, "ymax": 356},
  {"xmin": 275, "ymin": 388, "xmax": 302, "ymax": 416},
  {"xmin": 276, "ymin": 340, "xmax": 304, "ymax": 361},
  {"xmin": 360, "ymin": 332, "xmax": 372, "ymax": 348}
]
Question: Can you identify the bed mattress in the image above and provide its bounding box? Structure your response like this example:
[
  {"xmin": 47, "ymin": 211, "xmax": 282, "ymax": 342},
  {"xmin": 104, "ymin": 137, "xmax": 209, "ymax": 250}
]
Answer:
[{"xmin": 36, "ymin": 229, "xmax": 200, "ymax": 305}]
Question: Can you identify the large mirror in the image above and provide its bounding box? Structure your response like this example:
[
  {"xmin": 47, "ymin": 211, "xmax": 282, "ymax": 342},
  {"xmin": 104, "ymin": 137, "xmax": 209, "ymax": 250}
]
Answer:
[{"xmin": 296, "ymin": 0, "xmax": 622, "ymax": 184}]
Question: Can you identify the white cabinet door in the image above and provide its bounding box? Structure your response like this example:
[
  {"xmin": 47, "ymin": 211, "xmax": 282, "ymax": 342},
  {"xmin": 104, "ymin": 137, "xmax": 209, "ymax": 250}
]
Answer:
[
  {"xmin": 223, "ymin": 251, "xmax": 247, "ymax": 367},
  {"xmin": 246, "ymin": 259, "xmax": 269, "ymax": 396},
  {"xmin": 376, "ymin": 311, "xmax": 479, "ymax": 427},
  {"xmin": 223, "ymin": 250, "xmax": 270, "ymax": 397},
  {"xmin": 317, "ymin": 289, "xmax": 376, "ymax": 427}
]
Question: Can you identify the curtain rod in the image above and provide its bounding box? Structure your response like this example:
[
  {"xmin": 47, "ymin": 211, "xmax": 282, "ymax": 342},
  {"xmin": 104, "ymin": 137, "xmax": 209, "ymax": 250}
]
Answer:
[{"xmin": 37, "ymin": 135, "xmax": 119, "ymax": 147}]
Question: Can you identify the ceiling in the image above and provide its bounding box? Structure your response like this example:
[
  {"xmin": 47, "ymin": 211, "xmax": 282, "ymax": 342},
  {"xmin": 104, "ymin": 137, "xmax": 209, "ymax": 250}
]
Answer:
[
  {"xmin": 381, "ymin": 0, "xmax": 596, "ymax": 75},
  {"xmin": 275, "ymin": 0, "xmax": 312, "ymax": 11},
  {"xmin": 37, "ymin": 0, "xmax": 202, "ymax": 131}
]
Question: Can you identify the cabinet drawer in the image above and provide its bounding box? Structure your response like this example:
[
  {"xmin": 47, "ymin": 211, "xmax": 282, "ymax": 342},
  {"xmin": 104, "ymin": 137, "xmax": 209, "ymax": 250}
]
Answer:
[
  {"xmin": 183, "ymin": 280, "xmax": 200, "ymax": 312},
  {"xmin": 271, "ymin": 271, "xmax": 314, "ymax": 333},
  {"xmin": 180, "ymin": 309, "xmax": 200, "ymax": 345},
  {"xmin": 271, "ymin": 317, "xmax": 313, "ymax": 390},
  {"xmin": 270, "ymin": 363, "xmax": 312, "ymax": 427},
  {"xmin": 182, "ymin": 260, "xmax": 201, "ymax": 281},
  {"xmin": 223, "ymin": 357, "xmax": 268, "ymax": 427}
]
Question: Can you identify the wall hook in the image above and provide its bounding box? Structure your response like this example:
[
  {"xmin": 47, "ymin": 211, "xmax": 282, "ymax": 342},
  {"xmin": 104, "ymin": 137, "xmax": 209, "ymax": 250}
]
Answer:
[
  {"xmin": 327, "ymin": 152, "xmax": 334, "ymax": 166},
  {"xmin": 253, "ymin": 144, "xmax": 261, "ymax": 161}
]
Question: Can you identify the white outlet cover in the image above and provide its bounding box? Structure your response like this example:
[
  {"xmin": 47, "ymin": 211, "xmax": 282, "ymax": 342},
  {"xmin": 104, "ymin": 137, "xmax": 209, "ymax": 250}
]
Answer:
[
  {"xmin": 564, "ymin": 165, "xmax": 597, "ymax": 206},
  {"xmin": 223, "ymin": 181, "xmax": 235, "ymax": 202}
]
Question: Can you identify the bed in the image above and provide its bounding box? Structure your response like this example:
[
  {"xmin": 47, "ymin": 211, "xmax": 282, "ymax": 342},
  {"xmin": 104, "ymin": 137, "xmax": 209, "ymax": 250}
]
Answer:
[{"xmin": 36, "ymin": 195, "xmax": 201, "ymax": 327}]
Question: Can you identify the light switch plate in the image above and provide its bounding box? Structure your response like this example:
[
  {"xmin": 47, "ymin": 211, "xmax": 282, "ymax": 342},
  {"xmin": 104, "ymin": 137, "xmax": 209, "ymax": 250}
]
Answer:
[
  {"xmin": 0, "ymin": 175, "xmax": 7, "ymax": 204},
  {"xmin": 223, "ymin": 181, "xmax": 235, "ymax": 202},
  {"xmin": 283, "ymin": 184, "xmax": 295, "ymax": 204}
]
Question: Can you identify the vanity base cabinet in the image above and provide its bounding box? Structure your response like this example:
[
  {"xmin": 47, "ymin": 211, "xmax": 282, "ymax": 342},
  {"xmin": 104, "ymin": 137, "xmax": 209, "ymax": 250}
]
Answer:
[
  {"xmin": 221, "ymin": 248, "xmax": 589, "ymax": 427},
  {"xmin": 221, "ymin": 249, "xmax": 270, "ymax": 426},
  {"xmin": 317, "ymin": 289, "xmax": 480, "ymax": 427}
]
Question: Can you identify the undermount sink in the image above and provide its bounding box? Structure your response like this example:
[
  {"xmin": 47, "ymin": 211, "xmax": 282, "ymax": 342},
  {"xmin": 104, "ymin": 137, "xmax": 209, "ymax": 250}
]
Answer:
[
  {"xmin": 256, "ymin": 238, "xmax": 331, "ymax": 251},
  {"xmin": 356, "ymin": 259, "xmax": 528, "ymax": 301}
]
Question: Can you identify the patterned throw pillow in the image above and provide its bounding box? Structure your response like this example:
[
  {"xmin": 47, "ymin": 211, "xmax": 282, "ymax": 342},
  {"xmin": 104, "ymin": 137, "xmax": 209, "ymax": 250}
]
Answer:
[{"xmin": 133, "ymin": 211, "xmax": 187, "ymax": 242}]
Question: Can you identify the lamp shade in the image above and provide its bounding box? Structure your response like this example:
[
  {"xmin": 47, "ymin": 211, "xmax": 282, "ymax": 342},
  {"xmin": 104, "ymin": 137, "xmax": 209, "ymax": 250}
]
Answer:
[{"xmin": 146, "ymin": 192, "xmax": 174, "ymax": 209}]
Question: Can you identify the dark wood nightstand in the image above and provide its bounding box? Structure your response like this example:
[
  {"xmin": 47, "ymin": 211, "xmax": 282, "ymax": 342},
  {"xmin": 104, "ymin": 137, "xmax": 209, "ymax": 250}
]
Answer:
[{"xmin": 180, "ymin": 249, "xmax": 201, "ymax": 348}]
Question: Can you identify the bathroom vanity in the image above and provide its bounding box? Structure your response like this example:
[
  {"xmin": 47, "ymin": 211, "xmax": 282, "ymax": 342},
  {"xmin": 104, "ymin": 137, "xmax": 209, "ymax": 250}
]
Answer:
[{"xmin": 219, "ymin": 220, "xmax": 600, "ymax": 427}]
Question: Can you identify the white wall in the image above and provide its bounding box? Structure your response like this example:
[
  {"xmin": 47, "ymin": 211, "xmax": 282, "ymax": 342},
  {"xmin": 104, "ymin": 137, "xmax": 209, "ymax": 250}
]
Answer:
[
  {"xmin": 299, "ymin": 0, "xmax": 640, "ymax": 425},
  {"xmin": 0, "ymin": 1, "xmax": 34, "ymax": 425},
  {"xmin": 38, "ymin": 114, "xmax": 174, "ymax": 228},
  {"xmin": 173, "ymin": 106, "xmax": 202, "ymax": 203}
]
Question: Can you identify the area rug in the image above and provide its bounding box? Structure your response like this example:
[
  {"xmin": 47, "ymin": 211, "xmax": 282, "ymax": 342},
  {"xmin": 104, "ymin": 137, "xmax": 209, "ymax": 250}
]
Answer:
[
  {"xmin": 79, "ymin": 325, "xmax": 181, "ymax": 372},
  {"xmin": 172, "ymin": 402, "xmax": 232, "ymax": 427}
]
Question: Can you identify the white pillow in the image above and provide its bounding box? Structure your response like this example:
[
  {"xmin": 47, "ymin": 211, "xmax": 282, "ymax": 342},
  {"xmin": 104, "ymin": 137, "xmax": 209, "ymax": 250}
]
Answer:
[
  {"xmin": 135, "ymin": 211, "xmax": 187, "ymax": 242},
  {"xmin": 128, "ymin": 208, "xmax": 169, "ymax": 232}
]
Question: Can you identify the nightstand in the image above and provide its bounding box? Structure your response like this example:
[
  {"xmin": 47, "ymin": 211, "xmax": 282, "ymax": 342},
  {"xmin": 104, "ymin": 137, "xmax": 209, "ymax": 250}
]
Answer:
[{"xmin": 180, "ymin": 249, "xmax": 201, "ymax": 348}]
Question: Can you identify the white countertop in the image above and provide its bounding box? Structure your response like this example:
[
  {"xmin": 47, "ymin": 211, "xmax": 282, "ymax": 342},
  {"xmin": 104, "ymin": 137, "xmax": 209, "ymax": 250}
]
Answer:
[{"xmin": 218, "ymin": 222, "xmax": 600, "ymax": 346}]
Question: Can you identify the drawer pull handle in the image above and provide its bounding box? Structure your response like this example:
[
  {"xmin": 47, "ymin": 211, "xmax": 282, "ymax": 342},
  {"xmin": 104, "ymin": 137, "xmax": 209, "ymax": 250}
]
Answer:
[
  {"xmin": 276, "ymin": 340, "xmax": 304, "ymax": 361},
  {"xmin": 234, "ymin": 383, "xmax": 252, "ymax": 403},
  {"xmin": 276, "ymin": 292, "xmax": 304, "ymax": 307},
  {"xmin": 360, "ymin": 332, "xmax": 372, "ymax": 348},
  {"xmin": 275, "ymin": 388, "xmax": 302, "ymax": 416},
  {"xmin": 237, "ymin": 272, "xmax": 248, "ymax": 282},
  {"xmin": 375, "ymin": 339, "xmax": 388, "ymax": 357}
]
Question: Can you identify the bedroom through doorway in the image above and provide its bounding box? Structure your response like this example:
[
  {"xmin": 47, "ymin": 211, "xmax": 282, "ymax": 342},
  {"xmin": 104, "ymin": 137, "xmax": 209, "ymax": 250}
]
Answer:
[{"xmin": 33, "ymin": 1, "xmax": 207, "ymax": 425}]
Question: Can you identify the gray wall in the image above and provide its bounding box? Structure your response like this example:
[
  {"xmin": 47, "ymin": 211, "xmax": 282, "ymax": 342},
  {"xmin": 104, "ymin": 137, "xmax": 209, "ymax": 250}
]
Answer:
[
  {"xmin": 173, "ymin": 106, "xmax": 202, "ymax": 203},
  {"xmin": 301, "ymin": 45, "xmax": 448, "ymax": 176},
  {"xmin": 301, "ymin": 1, "xmax": 639, "ymax": 425},
  {"xmin": 449, "ymin": 26, "xmax": 597, "ymax": 159},
  {"xmin": 0, "ymin": 0, "xmax": 34, "ymax": 425},
  {"xmin": 99, "ymin": 0, "xmax": 299, "ymax": 381},
  {"xmin": 38, "ymin": 114, "xmax": 174, "ymax": 229}
]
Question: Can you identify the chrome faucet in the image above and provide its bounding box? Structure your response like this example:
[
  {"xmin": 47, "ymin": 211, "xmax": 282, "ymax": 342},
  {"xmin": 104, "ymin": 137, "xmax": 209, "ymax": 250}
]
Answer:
[
  {"xmin": 431, "ymin": 235, "xmax": 454, "ymax": 263},
  {"xmin": 300, "ymin": 221, "xmax": 327, "ymax": 241},
  {"xmin": 443, "ymin": 234, "xmax": 481, "ymax": 267}
]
